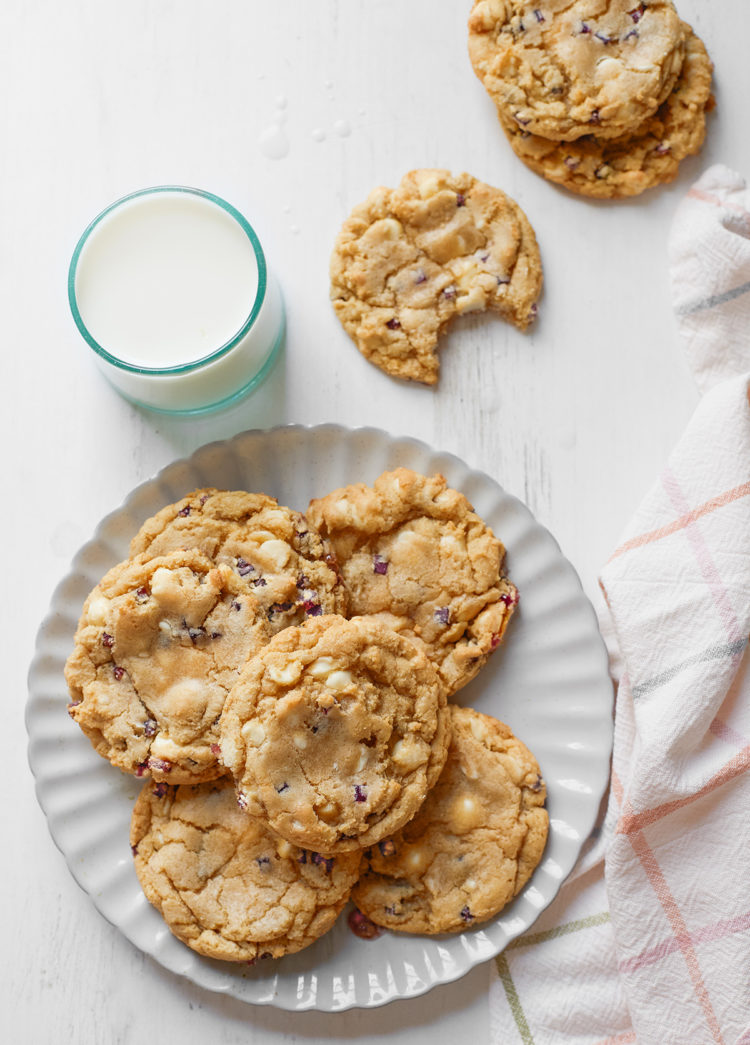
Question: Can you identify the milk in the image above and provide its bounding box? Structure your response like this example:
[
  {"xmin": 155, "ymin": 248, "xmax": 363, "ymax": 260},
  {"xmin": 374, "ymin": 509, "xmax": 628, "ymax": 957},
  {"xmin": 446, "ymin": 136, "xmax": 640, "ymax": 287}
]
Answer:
[{"xmin": 69, "ymin": 187, "xmax": 284, "ymax": 414}]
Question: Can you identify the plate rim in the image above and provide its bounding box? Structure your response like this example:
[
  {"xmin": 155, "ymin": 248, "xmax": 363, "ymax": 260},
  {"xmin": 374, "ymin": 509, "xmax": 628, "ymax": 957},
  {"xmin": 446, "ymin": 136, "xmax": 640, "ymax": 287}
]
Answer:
[{"xmin": 26, "ymin": 422, "xmax": 614, "ymax": 1011}]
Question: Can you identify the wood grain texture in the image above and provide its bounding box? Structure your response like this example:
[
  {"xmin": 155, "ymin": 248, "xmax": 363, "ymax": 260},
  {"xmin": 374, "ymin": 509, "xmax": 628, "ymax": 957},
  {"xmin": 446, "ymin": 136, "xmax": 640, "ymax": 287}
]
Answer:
[{"xmin": 3, "ymin": 0, "xmax": 747, "ymax": 1040}]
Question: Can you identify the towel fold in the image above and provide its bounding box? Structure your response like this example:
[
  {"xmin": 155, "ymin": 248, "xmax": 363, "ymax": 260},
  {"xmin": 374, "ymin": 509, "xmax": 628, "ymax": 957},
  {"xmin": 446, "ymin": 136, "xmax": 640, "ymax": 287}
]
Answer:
[{"xmin": 489, "ymin": 165, "xmax": 750, "ymax": 1045}]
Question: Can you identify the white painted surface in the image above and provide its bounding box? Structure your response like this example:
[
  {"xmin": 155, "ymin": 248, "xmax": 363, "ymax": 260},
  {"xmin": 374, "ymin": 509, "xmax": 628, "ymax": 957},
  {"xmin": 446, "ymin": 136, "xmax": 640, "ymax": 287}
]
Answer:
[{"xmin": 3, "ymin": 1, "xmax": 747, "ymax": 1041}]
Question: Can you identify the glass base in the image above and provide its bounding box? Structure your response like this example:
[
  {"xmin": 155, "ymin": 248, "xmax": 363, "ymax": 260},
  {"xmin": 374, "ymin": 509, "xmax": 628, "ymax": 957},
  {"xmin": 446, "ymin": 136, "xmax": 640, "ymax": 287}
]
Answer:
[{"xmin": 110, "ymin": 311, "xmax": 285, "ymax": 417}]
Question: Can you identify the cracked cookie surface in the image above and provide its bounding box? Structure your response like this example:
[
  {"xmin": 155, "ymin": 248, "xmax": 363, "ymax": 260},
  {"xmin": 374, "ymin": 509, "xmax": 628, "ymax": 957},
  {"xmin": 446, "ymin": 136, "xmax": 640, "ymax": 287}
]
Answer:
[
  {"xmin": 330, "ymin": 169, "xmax": 541, "ymax": 385},
  {"xmin": 468, "ymin": 0, "xmax": 685, "ymax": 142},
  {"xmin": 498, "ymin": 22, "xmax": 711, "ymax": 197},
  {"xmin": 131, "ymin": 778, "xmax": 362, "ymax": 962},
  {"xmin": 351, "ymin": 705, "xmax": 548, "ymax": 934},
  {"xmin": 219, "ymin": 613, "xmax": 449, "ymax": 854},
  {"xmin": 129, "ymin": 488, "xmax": 347, "ymax": 633},
  {"xmin": 307, "ymin": 468, "xmax": 518, "ymax": 696},
  {"xmin": 65, "ymin": 548, "xmax": 271, "ymax": 783},
  {"xmin": 498, "ymin": 23, "xmax": 711, "ymax": 197}
]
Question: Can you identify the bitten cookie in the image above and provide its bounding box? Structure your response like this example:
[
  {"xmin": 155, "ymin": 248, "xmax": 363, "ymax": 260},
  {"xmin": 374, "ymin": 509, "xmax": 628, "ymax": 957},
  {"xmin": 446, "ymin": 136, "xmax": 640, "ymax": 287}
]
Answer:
[
  {"xmin": 468, "ymin": 0, "xmax": 685, "ymax": 142},
  {"xmin": 330, "ymin": 169, "xmax": 542, "ymax": 385},
  {"xmin": 131, "ymin": 778, "xmax": 362, "ymax": 962},
  {"xmin": 219, "ymin": 614, "xmax": 450, "ymax": 854},
  {"xmin": 65, "ymin": 549, "xmax": 271, "ymax": 783},
  {"xmin": 499, "ymin": 24, "xmax": 713, "ymax": 198},
  {"xmin": 351, "ymin": 705, "xmax": 548, "ymax": 934},
  {"xmin": 307, "ymin": 468, "xmax": 518, "ymax": 696},
  {"xmin": 129, "ymin": 488, "xmax": 347, "ymax": 633}
]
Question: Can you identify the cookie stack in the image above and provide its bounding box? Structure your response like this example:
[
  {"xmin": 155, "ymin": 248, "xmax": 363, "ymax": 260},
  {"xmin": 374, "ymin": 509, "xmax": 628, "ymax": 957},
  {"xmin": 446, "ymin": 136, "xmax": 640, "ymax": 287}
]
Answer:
[
  {"xmin": 468, "ymin": 0, "xmax": 713, "ymax": 198},
  {"xmin": 66, "ymin": 469, "xmax": 549, "ymax": 962}
]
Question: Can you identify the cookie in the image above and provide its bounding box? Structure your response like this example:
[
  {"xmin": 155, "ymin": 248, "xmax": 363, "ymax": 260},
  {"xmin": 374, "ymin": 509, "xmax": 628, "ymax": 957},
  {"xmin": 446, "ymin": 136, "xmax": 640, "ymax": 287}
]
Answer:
[
  {"xmin": 468, "ymin": 0, "xmax": 686, "ymax": 142},
  {"xmin": 307, "ymin": 468, "xmax": 518, "ymax": 696},
  {"xmin": 351, "ymin": 705, "xmax": 548, "ymax": 934},
  {"xmin": 499, "ymin": 24, "xmax": 713, "ymax": 198},
  {"xmin": 65, "ymin": 549, "xmax": 271, "ymax": 783},
  {"xmin": 131, "ymin": 778, "xmax": 362, "ymax": 962},
  {"xmin": 330, "ymin": 169, "xmax": 542, "ymax": 385},
  {"xmin": 129, "ymin": 488, "xmax": 347, "ymax": 633},
  {"xmin": 219, "ymin": 613, "xmax": 450, "ymax": 854}
]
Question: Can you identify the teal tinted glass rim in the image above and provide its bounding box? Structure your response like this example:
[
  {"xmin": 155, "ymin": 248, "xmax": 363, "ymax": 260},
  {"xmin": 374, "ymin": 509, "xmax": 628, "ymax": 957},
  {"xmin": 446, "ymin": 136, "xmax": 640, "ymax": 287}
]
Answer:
[{"xmin": 68, "ymin": 185, "xmax": 268, "ymax": 376}]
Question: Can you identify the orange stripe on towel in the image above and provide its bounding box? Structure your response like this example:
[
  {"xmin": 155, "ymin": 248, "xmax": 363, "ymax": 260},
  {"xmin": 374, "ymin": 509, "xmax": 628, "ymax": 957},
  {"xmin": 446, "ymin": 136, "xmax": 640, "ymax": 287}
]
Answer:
[
  {"xmin": 607, "ymin": 481, "xmax": 750, "ymax": 562},
  {"xmin": 615, "ymin": 744, "xmax": 750, "ymax": 836},
  {"xmin": 627, "ymin": 830, "xmax": 726, "ymax": 1043},
  {"xmin": 687, "ymin": 187, "xmax": 750, "ymax": 224}
]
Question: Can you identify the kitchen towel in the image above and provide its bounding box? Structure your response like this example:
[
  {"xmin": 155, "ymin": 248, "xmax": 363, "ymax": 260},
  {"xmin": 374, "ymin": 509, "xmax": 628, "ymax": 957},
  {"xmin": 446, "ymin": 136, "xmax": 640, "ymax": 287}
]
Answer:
[{"xmin": 489, "ymin": 164, "xmax": 750, "ymax": 1045}]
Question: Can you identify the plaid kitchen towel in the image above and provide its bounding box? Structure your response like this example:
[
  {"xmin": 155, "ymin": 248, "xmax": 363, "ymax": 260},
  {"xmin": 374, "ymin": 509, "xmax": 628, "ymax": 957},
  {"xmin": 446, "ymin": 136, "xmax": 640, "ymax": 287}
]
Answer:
[{"xmin": 489, "ymin": 165, "xmax": 750, "ymax": 1045}]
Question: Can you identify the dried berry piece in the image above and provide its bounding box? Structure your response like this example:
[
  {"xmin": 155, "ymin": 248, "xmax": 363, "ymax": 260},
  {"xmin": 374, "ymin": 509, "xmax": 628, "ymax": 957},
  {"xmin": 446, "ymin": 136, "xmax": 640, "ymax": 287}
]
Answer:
[
  {"xmin": 348, "ymin": 908, "xmax": 383, "ymax": 940},
  {"xmin": 373, "ymin": 554, "xmax": 388, "ymax": 575}
]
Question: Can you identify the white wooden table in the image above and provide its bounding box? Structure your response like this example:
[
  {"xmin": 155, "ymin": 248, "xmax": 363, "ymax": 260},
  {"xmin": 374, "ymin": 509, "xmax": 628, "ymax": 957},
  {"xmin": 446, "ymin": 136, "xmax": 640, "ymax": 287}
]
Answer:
[{"xmin": 5, "ymin": 1, "xmax": 747, "ymax": 1041}]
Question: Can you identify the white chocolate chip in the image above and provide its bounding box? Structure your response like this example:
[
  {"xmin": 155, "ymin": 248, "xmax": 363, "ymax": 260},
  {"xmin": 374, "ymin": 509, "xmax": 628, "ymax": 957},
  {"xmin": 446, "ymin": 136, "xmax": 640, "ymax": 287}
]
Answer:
[
  {"xmin": 150, "ymin": 565, "xmax": 208, "ymax": 615},
  {"xmin": 268, "ymin": 661, "xmax": 302, "ymax": 685},
  {"xmin": 394, "ymin": 528, "xmax": 422, "ymax": 554},
  {"xmin": 470, "ymin": 717, "xmax": 489, "ymax": 741},
  {"xmin": 241, "ymin": 720, "xmax": 266, "ymax": 747},
  {"xmin": 163, "ymin": 678, "xmax": 208, "ymax": 720},
  {"xmin": 379, "ymin": 217, "xmax": 403, "ymax": 239},
  {"xmin": 416, "ymin": 171, "xmax": 442, "ymax": 198},
  {"xmin": 87, "ymin": 596, "xmax": 110, "ymax": 626},
  {"xmin": 308, "ymin": 656, "xmax": 336, "ymax": 678},
  {"xmin": 261, "ymin": 511, "xmax": 288, "ymax": 529},
  {"xmin": 356, "ymin": 747, "xmax": 369, "ymax": 773},
  {"xmin": 596, "ymin": 56, "xmax": 623, "ymax": 77},
  {"xmin": 255, "ymin": 538, "xmax": 292, "ymax": 570},
  {"xmin": 406, "ymin": 847, "xmax": 431, "ymax": 874},
  {"xmin": 456, "ymin": 285, "xmax": 486, "ymax": 314},
  {"xmin": 252, "ymin": 529, "xmax": 277, "ymax": 542},
  {"xmin": 450, "ymin": 794, "xmax": 484, "ymax": 832},
  {"xmin": 276, "ymin": 838, "xmax": 294, "ymax": 859},
  {"xmin": 439, "ymin": 534, "xmax": 464, "ymax": 556},
  {"xmin": 293, "ymin": 733, "xmax": 308, "ymax": 750},
  {"xmin": 325, "ymin": 670, "xmax": 353, "ymax": 691},
  {"xmin": 150, "ymin": 566, "xmax": 181, "ymax": 604},
  {"xmin": 452, "ymin": 256, "xmax": 480, "ymax": 283},
  {"xmin": 391, "ymin": 737, "xmax": 428, "ymax": 772},
  {"xmin": 149, "ymin": 736, "xmax": 182, "ymax": 762},
  {"xmin": 334, "ymin": 497, "xmax": 365, "ymax": 527}
]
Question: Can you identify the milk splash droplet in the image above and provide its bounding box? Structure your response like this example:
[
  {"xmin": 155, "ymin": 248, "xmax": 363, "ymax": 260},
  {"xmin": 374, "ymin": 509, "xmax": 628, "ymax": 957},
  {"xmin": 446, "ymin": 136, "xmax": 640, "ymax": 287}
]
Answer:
[
  {"xmin": 259, "ymin": 124, "xmax": 290, "ymax": 159},
  {"xmin": 311, "ymin": 127, "xmax": 326, "ymax": 143},
  {"xmin": 334, "ymin": 119, "xmax": 351, "ymax": 138},
  {"xmin": 259, "ymin": 96, "xmax": 291, "ymax": 159}
]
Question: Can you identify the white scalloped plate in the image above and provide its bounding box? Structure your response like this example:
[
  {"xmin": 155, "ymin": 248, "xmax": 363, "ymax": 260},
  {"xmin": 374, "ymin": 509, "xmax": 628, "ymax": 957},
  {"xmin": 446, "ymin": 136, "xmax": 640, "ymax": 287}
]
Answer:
[{"xmin": 27, "ymin": 424, "xmax": 613, "ymax": 1011}]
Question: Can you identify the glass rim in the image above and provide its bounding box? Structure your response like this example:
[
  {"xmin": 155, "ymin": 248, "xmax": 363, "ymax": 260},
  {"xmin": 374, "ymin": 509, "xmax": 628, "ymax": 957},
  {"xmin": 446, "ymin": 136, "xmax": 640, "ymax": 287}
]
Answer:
[{"xmin": 67, "ymin": 185, "xmax": 268, "ymax": 376}]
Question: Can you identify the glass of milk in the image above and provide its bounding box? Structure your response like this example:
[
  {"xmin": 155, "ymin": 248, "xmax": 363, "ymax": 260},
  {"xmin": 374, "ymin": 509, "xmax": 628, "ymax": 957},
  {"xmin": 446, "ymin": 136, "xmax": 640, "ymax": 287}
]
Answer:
[{"xmin": 68, "ymin": 186, "xmax": 285, "ymax": 415}]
